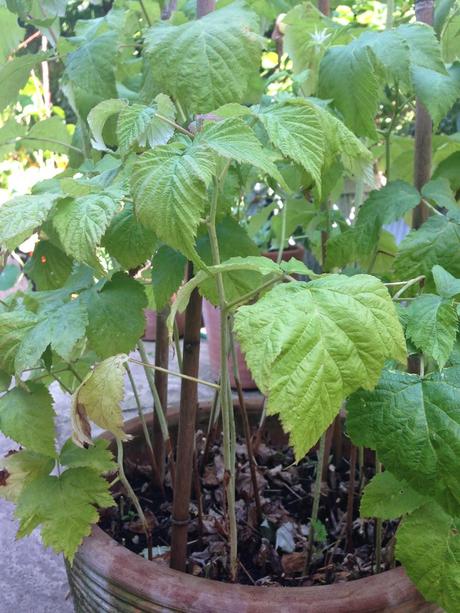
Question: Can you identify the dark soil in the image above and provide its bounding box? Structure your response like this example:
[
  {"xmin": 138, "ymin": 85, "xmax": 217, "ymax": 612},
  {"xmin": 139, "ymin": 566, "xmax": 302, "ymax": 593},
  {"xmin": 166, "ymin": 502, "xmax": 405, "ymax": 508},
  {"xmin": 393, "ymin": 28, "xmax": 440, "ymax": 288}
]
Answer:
[{"xmin": 99, "ymin": 428, "xmax": 398, "ymax": 587}]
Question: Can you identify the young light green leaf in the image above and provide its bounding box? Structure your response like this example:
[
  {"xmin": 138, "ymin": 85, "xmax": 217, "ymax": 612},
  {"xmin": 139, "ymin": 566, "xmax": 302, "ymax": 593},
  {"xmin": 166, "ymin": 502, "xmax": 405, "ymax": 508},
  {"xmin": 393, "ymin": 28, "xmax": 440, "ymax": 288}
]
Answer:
[
  {"xmin": 72, "ymin": 354, "xmax": 128, "ymax": 443},
  {"xmin": 15, "ymin": 467, "xmax": 114, "ymax": 562},
  {"xmin": 411, "ymin": 65, "xmax": 460, "ymax": 126},
  {"xmin": 360, "ymin": 471, "xmax": 427, "ymax": 519},
  {"xmin": 347, "ymin": 367, "xmax": 460, "ymax": 514},
  {"xmin": 102, "ymin": 202, "xmax": 158, "ymax": 269},
  {"xmin": 131, "ymin": 142, "xmax": 216, "ymax": 262},
  {"xmin": 395, "ymin": 503, "xmax": 460, "ymax": 613},
  {"xmin": 0, "ymin": 193, "xmax": 59, "ymax": 250},
  {"xmin": 394, "ymin": 215, "xmax": 460, "ymax": 279},
  {"xmin": 81, "ymin": 272, "xmax": 147, "ymax": 359},
  {"xmin": 405, "ymin": 294, "xmax": 457, "ymax": 369},
  {"xmin": 151, "ymin": 246, "xmax": 187, "ymax": 311},
  {"xmin": 422, "ymin": 177, "xmax": 458, "ymax": 211},
  {"xmin": 432, "ymin": 265, "xmax": 460, "ymax": 298},
  {"xmin": 256, "ymin": 99, "xmax": 324, "ymax": 192},
  {"xmin": 0, "ymin": 383, "xmax": 56, "ymax": 457},
  {"xmin": 318, "ymin": 41, "xmax": 380, "ymax": 138},
  {"xmin": 143, "ymin": 5, "xmax": 263, "ymax": 114},
  {"xmin": 52, "ymin": 194, "xmax": 118, "ymax": 266},
  {"xmin": 87, "ymin": 98, "xmax": 128, "ymax": 151},
  {"xmin": 14, "ymin": 300, "xmax": 89, "ymax": 373},
  {"xmin": 23, "ymin": 240, "xmax": 73, "ymax": 291},
  {"xmin": 197, "ymin": 118, "xmax": 286, "ymax": 187},
  {"xmin": 234, "ymin": 275, "xmax": 406, "ymax": 458},
  {"xmin": 117, "ymin": 94, "xmax": 176, "ymax": 153},
  {"xmin": 0, "ymin": 450, "xmax": 54, "ymax": 503},
  {"xmin": 59, "ymin": 438, "xmax": 115, "ymax": 473}
]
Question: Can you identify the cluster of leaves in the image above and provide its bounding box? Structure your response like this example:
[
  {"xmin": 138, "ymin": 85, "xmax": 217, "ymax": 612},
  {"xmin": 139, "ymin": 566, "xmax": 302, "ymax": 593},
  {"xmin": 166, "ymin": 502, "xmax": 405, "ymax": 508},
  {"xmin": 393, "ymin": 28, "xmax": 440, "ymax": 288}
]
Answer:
[{"xmin": 0, "ymin": 0, "xmax": 459, "ymax": 610}]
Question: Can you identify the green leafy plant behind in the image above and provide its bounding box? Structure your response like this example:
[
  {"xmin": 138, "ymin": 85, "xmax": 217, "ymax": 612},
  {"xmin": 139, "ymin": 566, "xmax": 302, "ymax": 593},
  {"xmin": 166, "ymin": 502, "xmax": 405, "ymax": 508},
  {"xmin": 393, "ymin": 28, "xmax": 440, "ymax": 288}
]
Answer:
[{"xmin": 0, "ymin": 0, "xmax": 458, "ymax": 609}]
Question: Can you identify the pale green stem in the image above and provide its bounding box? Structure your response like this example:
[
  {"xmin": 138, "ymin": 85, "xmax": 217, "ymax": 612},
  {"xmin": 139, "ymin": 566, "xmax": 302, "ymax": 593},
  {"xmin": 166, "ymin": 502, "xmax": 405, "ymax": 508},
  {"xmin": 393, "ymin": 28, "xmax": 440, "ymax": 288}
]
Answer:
[
  {"xmin": 392, "ymin": 275, "xmax": 425, "ymax": 300},
  {"xmin": 116, "ymin": 438, "xmax": 152, "ymax": 558},
  {"xmin": 304, "ymin": 432, "xmax": 326, "ymax": 573},
  {"xmin": 207, "ymin": 176, "xmax": 238, "ymax": 581},
  {"xmin": 375, "ymin": 457, "xmax": 383, "ymax": 573},
  {"xmin": 276, "ymin": 200, "xmax": 288, "ymax": 264},
  {"xmin": 173, "ymin": 319, "xmax": 183, "ymax": 372},
  {"xmin": 136, "ymin": 341, "xmax": 170, "ymax": 443},
  {"xmin": 8, "ymin": 136, "xmax": 83, "ymax": 155},
  {"xmin": 125, "ymin": 363, "xmax": 155, "ymax": 456},
  {"xmin": 128, "ymin": 357, "xmax": 219, "ymax": 390}
]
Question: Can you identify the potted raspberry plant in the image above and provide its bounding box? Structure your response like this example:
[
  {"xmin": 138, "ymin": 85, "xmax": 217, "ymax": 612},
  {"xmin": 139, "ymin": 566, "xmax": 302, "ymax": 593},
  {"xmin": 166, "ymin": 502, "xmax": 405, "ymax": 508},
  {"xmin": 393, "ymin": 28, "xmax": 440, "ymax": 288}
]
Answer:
[{"xmin": 0, "ymin": 0, "xmax": 459, "ymax": 611}]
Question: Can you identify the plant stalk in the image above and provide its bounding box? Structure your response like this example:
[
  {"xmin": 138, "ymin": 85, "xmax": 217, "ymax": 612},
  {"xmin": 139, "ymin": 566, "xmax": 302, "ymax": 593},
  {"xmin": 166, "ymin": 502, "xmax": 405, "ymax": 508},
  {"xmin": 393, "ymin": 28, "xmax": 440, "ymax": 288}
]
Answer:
[
  {"xmin": 346, "ymin": 444, "xmax": 357, "ymax": 552},
  {"xmin": 129, "ymin": 358, "xmax": 219, "ymax": 389},
  {"xmin": 304, "ymin": 432, "xmax": 326, "ymax": 573},
  {"xmin": 170, "ymin": 268, "xmax": 203, "ymax": 572},
  {"xmin": 375, "ymin": 457, "xmax": 383, "ymax": 573}
]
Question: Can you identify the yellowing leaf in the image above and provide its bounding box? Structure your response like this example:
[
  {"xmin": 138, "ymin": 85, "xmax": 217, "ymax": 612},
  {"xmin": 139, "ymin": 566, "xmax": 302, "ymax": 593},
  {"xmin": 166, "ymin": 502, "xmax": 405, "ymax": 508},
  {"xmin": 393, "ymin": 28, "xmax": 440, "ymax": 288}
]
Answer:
[{"xmin": 72, "ymin": 355, "xmax": 129, "ymax": 444}]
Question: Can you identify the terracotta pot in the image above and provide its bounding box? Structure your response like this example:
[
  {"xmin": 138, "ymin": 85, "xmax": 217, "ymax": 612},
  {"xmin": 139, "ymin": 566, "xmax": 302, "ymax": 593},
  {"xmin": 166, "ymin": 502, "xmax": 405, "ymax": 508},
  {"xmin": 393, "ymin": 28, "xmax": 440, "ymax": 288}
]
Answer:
[
  {"xmin": 203, "ymin": 244, "xmax": 306, "ymax": 389},
  {"xmin": 67, "ymin": 402, "xmax": 440, "ymax": 613},
  {"xmin": 143, "ymin": 309, "xmax": 186, "ymax": 342}
]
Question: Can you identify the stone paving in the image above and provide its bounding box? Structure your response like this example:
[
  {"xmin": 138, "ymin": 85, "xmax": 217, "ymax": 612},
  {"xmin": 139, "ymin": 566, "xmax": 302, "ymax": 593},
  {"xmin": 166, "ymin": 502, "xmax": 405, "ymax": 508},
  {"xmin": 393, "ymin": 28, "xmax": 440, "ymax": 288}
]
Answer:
[{"xmin": 0, "ymin": 340, "xmax": 217, "ymax": 613}]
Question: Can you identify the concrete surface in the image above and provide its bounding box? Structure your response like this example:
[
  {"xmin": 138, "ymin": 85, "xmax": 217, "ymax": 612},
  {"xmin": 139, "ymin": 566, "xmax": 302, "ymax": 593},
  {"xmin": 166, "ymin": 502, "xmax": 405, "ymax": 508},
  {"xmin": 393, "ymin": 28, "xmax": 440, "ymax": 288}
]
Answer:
[{"xmin": 0, "ymin": 340, "xmax": 216, "ymax": 613}]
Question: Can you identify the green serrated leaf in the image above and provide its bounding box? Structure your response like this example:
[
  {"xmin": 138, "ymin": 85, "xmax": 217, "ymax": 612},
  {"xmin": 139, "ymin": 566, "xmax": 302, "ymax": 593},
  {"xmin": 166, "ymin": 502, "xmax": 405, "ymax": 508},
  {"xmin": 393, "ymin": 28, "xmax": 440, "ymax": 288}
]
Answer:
[
  {"xmin": 0, "ymin": 194, "xmax": 59, "ymax": 250},
  {"xmin": 52, "ymin": 194, "xmax": 118, "ymax": 266},
  {"xmin": 14, "ymin": 299, "xmax": 89, "ymax": 373},
  {"xmin": 235, "ymin": 275, "xmax": 406, "ymax": 458},
  {"xmin": 117, "ymin": 94, "xmax": 176, "ymax": 154},
  {"xmin": 102, "ymin": 202, "xmax": 157, "ymax": 270},
  {"xmin": 395, "ymin": 503, "xmax": 460, "ymax": 613},
  {"xmin": 319, "ymin": 41, "xmax": 380, "ymax": 138},
  {"xmin": 0, "ymin": 449, "xmax": 54, "ymax": 503},
  {"xmin": 405, "ymin": 294, "xmax": 457, "ymax": 368},
  {"xmin": 197, "ymin": 118, "xmax": 286, "ymax": 187},
  {"xmin": 60, "ymin": 438, "xmax": 115, "ymax": 473},
  {"xmin": 0, "ymin": 310, "xmax": 39, "ymax": 374},
  {"xmin": 144, "ymin": 5, "xmax": 263, "ymax": 114},
  {"xmin": 24, "ymin": 240, "xmax": 73, "ymax": 290},
  {"xmin": 0, "ymin": 52, "xmax": 48, "ymax": 112},
  {"xmin": 256, "ymin": 99, "xmax": 324, "ymax": 192},
  {"xmin": 151, "ymin": 246, "xmax": 186, "ymax": 311},
  {"xmin": 0, "ymin": 264, "xmax": 20, "ymax": 291},
  {"xmin": 131, "ymin": 142, "xmax": 216, "ymax": 262},
  {"xmin": 347, "ymin": 367, "xmax": 460, "ymax": 514},
  {"xmin": 433, "ymin": 265, "xmax": 460, "ymax": 298},
  {"xmin": 15, "ymin": 466, "xmax": 114, "ymax": 562},
  {"xmin": 72, "ymin": 354, "xmax": 128, "ymax": 443},
  {"xmin": 87, "ymin": 98, "xmax": 128, "ymax": 151},
  {"xmin": 394, "ymin": 215, "xmax": 460, "ymax": 280},
  {"xmin": 22, "ymin": 116, "xmax": 71, "ymax": 154},
  {"xmin": 81, "ymin": 272, "xmax": 147, "ymax": 359},
  {"xmin": 360, "ymin": 471, "xmax": 427, "ymax": 519},
  {"xmin": 0, "ymin": 383, "xmax": 56, "ymax": 457}
]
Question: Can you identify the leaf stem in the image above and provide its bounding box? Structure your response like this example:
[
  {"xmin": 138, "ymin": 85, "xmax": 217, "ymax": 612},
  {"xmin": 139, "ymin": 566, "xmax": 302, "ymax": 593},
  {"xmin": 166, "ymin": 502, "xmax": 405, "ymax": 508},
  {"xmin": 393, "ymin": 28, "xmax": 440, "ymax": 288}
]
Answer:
[
  {"xmin": 8, "ymin": 136, "xmax": 83, "ymax": 155},
  {"xmin": 374, "ymin": 457, "xmax": 383, "ymax": 573},
  {"xmin": 116, "ymin": 437, "xmax": 153, "ymax": 560},
  {"xmin": 207, "ymin": 175, "xmax": 238, "ymax": 581},
  {"xmin": 276, "ymin": 200, "xmax": 288, "ymax": 264},
  {"xmin": 124, "ymin": 363, "xmax": 163, "ymax": 491},
  {"xmin": 128, "ymin": 357, "xmax": 219, "ymax": 389},
  {"xmin": 392, "ymin": 275, "xmax": 425, "ymax": 300},
  {"xmin": 224, "ymin": 275, "xmax": 282, "ymax": 312},
  {"xmin": 173, "ymin": 318, "xmax": 183, "ymax": 372},
  {"xmin": 304, "ymin": 432, "xmax": 326, "ymax": 574},
  {"xmin": 135, "ymin": 342, "xmax": 171, "ymax": 443},
  {"xmin": 155, "ymin": 113, "xmax": 194, "ymax": 138},
  {"xmin": 138, "ymin": 0, "xmax": 152, "ymax": 25}
]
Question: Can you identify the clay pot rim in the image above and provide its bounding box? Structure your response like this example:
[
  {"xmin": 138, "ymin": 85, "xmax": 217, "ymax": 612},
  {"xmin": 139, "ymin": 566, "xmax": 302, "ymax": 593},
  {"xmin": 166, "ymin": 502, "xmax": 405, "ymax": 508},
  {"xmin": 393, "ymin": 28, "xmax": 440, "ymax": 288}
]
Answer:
[{"xmin": 74, "ymin": 399, "xmax": 426, "ymax": 612}]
